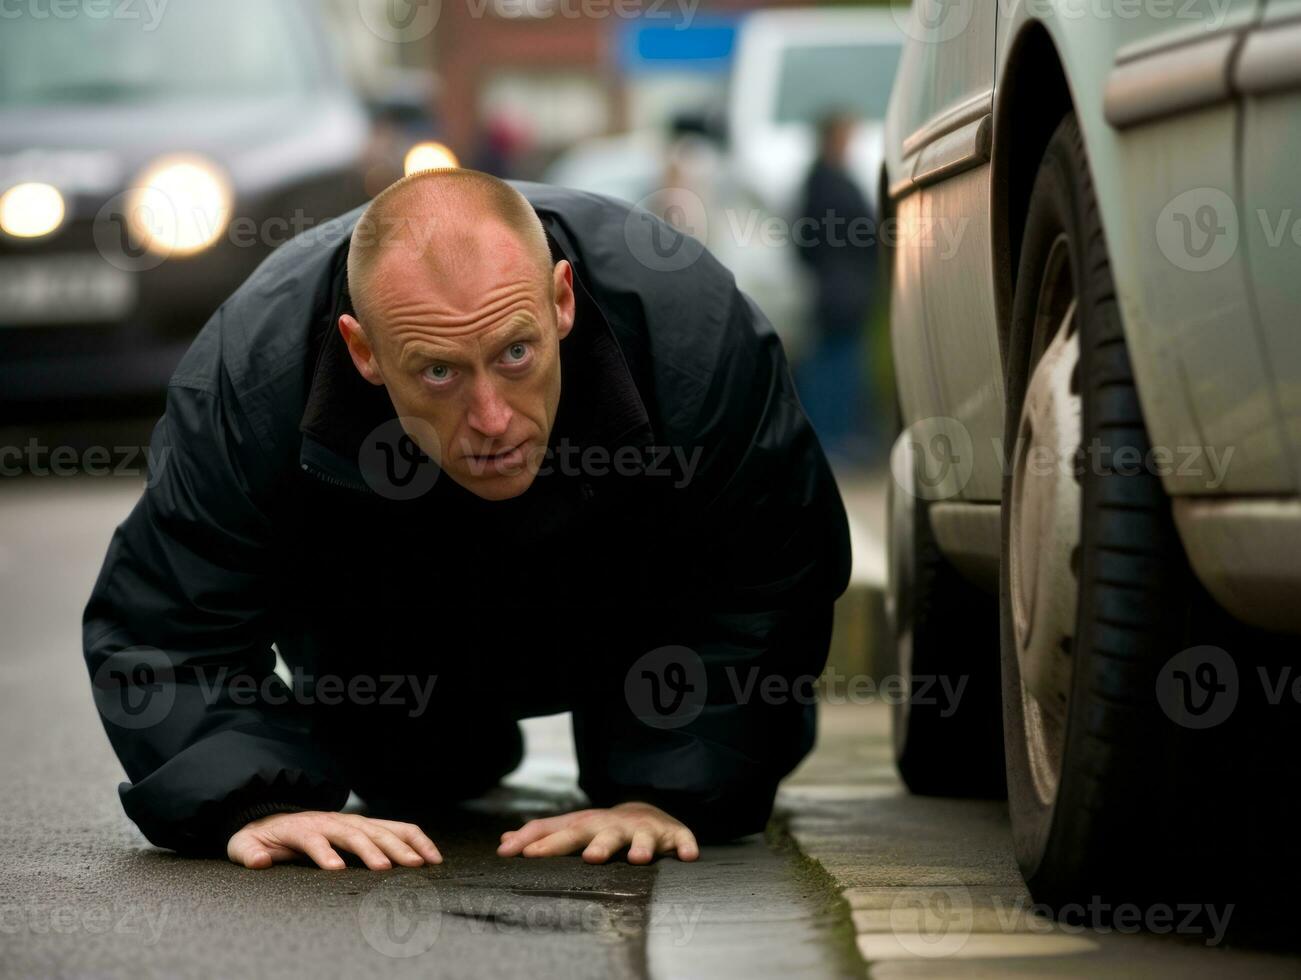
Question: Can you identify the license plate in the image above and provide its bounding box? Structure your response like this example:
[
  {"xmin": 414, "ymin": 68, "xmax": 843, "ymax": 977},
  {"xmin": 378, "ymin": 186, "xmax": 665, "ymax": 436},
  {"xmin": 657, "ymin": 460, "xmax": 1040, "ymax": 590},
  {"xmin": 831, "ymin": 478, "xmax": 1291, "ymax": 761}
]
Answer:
[{"xmin": 0, "ymin": 254, "xmax": 137, "ymax": 326}]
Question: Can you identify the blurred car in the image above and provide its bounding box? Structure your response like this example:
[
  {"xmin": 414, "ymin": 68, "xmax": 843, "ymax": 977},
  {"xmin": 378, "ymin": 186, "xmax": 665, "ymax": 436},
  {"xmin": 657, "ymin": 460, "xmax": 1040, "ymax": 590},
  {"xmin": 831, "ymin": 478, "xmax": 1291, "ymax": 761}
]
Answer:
[
  {"xmin": 0, "ymin": 0, "xmax": 374, "ymax": 418},
  {"xmin": 882, "ymin": 0, "xmax": 1301, "ymax": 908}
]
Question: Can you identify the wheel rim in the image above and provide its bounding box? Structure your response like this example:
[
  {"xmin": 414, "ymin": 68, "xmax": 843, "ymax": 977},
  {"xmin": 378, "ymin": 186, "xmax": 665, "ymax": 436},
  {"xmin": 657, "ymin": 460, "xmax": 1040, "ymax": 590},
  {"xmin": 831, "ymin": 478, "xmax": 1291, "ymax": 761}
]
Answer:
[{"xmin": 1009, "ymin": 235, "xmax": 1081, "ymax": 809}]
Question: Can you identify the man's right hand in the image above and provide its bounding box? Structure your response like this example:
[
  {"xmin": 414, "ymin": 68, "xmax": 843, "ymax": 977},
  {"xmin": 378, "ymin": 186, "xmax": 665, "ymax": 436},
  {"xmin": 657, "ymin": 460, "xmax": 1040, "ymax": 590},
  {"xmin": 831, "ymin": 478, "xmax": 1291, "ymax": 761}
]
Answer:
[{"xmin": 226, "ymin": 811, "xmax": 443, "ymax": 870}]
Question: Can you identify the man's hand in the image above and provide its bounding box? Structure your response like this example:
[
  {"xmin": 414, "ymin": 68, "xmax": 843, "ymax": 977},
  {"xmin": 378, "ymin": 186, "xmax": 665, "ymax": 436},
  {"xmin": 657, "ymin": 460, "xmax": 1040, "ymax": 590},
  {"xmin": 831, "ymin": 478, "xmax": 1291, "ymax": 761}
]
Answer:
[
  {"xmin": 226, "ymin": 811, "xmax": 443, "ymax": 870},
  {"xmin": 497, "ymin": 802, "xmax": 700, "ymax": 864}
]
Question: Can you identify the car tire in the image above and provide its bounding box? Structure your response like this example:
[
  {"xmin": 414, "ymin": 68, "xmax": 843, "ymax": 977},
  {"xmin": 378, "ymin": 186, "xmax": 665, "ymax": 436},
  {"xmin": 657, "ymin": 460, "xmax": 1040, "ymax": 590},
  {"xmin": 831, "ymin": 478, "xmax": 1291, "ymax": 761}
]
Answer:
[
  {"xmin": 887, "ymin": 433, "xmax": 1005, "ymax": 798},
  {"xmin": 999, "ymin": 112, "xmax": 1237, "ymax": 909}
]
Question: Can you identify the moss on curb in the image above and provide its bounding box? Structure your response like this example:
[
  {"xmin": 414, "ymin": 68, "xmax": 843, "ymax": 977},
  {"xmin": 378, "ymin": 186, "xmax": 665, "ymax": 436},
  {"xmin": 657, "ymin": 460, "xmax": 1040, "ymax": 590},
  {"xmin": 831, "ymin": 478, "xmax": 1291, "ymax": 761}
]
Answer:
[{"xmin": 765, "ymin": 815, "xmax": 869, "ymax": 980}]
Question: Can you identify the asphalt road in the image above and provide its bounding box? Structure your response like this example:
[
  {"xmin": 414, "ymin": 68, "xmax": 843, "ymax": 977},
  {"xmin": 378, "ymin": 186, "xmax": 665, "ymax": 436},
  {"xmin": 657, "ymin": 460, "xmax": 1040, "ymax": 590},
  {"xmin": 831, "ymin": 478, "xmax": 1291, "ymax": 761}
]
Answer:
[{"xmin": 0, "ymin": 468, "xmax": 859, "ymax": 980}]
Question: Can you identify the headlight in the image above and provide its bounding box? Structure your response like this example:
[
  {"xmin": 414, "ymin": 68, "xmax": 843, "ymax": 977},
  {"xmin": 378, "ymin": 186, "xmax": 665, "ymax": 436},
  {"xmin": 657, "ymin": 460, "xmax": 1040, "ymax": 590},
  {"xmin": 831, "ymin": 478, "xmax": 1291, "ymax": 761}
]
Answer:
[
  {"xmin": 0, "ymin": 182, "xmax": 66, "ymax": 239},
  {"xmin": 404, "ymin": 142, "xmax": 459, "ymax": 177},
  {"xmin": 127, "ymin": 155, "xmax": 232, "ymax": 257}
]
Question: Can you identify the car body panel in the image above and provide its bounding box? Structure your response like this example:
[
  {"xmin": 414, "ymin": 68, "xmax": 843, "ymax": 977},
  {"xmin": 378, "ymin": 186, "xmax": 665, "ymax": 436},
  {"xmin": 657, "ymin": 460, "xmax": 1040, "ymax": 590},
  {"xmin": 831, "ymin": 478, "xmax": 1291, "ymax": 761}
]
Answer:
[
  {"xmin": 886, "ymin": 0, "xmax": 1301, "ymax": 629},
  {"xmin": 885, "ymin": 3, "xmax": 1002, "ymax": 502}
]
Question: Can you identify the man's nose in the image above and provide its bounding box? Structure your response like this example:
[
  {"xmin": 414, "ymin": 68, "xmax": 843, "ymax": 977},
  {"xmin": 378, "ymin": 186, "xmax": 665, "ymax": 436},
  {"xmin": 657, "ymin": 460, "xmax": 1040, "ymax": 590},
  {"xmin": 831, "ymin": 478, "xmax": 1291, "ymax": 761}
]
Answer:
[{"xmin": 466, "ymin": 378, "xmax": 513, "ymax": 438}]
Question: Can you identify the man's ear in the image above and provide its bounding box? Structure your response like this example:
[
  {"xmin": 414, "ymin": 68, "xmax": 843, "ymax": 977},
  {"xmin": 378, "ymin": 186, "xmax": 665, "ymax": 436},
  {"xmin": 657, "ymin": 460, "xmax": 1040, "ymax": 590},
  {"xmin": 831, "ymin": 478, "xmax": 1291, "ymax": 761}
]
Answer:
[
  {"xmin": 553, "ymin": 260, "xmax": 576, "ymax": 342},
  {"xmin": 338, "ymin": 314, "xmax": 385, "ymax": 386}
]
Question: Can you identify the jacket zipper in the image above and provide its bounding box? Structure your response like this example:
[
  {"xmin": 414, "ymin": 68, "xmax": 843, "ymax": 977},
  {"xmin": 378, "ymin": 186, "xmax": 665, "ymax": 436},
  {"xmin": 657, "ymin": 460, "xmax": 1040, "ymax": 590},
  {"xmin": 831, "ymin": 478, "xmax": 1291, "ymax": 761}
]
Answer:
[{"xmin": 299, "ymin": 461, "xmax": 370, "ymax": 494}]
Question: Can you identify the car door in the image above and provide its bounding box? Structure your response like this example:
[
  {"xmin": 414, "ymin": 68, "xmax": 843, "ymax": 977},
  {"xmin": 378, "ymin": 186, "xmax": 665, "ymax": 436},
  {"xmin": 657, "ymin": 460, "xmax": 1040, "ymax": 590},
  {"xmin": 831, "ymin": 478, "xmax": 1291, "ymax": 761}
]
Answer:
[{"xmin": 887, "ymin": 1, "xmax": 1002, "ymax": 503}]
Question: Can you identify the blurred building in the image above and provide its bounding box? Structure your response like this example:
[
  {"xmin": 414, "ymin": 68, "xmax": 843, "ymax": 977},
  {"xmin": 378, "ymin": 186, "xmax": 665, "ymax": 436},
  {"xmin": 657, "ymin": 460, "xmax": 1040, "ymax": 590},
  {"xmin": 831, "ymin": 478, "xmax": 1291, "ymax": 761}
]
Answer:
[{"xmin": 434, "ymin": 0, "xmax": 815, "ymax": 178}]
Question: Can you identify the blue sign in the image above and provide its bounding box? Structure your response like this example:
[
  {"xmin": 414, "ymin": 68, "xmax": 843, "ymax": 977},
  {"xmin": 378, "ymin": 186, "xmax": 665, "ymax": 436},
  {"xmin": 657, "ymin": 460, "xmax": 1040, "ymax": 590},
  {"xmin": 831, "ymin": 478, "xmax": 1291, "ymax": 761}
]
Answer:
[{"xmin": 617, "ymin": 17, "xmax": 738, "ymax": 75}]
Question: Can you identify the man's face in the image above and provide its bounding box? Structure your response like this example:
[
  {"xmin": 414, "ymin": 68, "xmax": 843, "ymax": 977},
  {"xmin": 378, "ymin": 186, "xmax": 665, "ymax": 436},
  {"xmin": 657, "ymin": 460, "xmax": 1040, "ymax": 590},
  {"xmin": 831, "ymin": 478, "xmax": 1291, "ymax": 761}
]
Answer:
[{"xmin": 340, "ymin": 224, "xmax": 575, "ymax": 501}]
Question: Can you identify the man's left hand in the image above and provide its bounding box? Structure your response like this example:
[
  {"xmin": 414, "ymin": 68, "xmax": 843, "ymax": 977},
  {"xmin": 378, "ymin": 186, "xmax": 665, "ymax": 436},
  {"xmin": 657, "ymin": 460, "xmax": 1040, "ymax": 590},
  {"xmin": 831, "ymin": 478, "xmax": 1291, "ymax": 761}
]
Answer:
[{"xmin": 497, "ymin": 802, "xmax": 700, "ymax": 864}]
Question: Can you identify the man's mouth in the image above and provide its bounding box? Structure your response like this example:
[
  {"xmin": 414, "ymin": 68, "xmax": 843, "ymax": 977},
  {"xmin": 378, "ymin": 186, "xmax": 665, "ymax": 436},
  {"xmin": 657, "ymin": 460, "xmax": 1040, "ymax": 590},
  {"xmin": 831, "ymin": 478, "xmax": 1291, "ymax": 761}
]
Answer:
[{"xmin": 465, "ymin": 440, "xmax": 527, "ymax": 472}]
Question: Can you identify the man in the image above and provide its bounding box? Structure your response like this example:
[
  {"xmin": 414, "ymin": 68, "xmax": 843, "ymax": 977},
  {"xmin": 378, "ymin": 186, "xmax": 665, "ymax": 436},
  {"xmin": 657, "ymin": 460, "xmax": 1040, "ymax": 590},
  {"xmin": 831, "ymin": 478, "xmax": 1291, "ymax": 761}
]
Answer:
[
  {"xmin": 794, "ymin": 112, "xmax": 878, "ymax": 461},
  {"xmin": 83, "ymin": 171, "xmax": 851, "ymax": 870}
]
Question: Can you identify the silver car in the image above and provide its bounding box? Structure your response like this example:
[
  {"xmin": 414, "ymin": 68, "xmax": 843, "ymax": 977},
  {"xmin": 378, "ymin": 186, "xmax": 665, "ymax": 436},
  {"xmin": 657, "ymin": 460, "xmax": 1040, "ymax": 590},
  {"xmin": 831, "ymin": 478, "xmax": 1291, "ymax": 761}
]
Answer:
[{"xmin": 882, "ymin": 0, "xmax": 1301, "ymax": 907}]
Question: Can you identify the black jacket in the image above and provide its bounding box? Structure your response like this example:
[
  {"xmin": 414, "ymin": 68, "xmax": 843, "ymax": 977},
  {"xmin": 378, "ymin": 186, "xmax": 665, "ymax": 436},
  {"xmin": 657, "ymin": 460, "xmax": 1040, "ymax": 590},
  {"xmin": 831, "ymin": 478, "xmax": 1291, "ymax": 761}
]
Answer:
[{"xmin": 82, "ymin": 183, "xmax": 852, "ymax": 854}]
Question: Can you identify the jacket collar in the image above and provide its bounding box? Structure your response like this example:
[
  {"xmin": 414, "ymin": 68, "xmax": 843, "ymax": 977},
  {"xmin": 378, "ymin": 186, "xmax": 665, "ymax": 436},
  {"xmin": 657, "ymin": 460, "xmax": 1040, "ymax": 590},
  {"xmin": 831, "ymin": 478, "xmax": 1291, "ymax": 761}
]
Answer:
[{"xmin": 297, "ymin": 224, "xmax": 654, "ymax": 494}]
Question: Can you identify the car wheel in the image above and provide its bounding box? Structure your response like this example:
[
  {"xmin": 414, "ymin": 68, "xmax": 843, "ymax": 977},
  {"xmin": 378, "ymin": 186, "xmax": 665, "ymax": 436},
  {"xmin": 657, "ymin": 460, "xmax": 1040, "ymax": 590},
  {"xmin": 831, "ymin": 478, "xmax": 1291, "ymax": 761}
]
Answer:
[
  {"xmin": 887, "ymin": 433, "xmax": 1005, "ymax": 798},
  {"xmin": 999, "ymin": 113, "xmax": 1213, "ymax": 907}
]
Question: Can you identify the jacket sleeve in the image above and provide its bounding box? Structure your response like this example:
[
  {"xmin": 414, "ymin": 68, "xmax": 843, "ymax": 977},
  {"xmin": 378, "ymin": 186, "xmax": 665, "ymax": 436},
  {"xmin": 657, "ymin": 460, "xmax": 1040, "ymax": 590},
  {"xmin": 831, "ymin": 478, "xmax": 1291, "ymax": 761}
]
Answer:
[
  {"xmin": 82, "ymin": 354, "xmax": 348, "ymax": 854},
  {"xmin": 573, "ymin": 285, "xmax": 852, "ymax": 842}
]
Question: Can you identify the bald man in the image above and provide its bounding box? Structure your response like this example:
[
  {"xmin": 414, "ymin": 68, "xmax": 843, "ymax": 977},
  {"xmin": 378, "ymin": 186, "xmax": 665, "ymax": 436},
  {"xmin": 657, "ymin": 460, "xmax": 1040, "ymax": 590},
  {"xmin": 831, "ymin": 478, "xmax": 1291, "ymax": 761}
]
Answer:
[{"xmin": 84, "ymin": 171, "xmax": 851, "ymax": 870}]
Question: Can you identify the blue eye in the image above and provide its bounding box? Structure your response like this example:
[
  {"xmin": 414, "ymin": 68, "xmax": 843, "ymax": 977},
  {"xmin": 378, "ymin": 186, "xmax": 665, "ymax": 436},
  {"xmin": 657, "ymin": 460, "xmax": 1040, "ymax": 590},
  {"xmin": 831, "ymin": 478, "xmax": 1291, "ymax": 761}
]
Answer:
[
  {"xmin": 505, "ymin": 343, "xmax": 529, "ymax": 363},
  {"xmin": 424, "ymin": 364, "xmax": 453, "ymax": 383}
]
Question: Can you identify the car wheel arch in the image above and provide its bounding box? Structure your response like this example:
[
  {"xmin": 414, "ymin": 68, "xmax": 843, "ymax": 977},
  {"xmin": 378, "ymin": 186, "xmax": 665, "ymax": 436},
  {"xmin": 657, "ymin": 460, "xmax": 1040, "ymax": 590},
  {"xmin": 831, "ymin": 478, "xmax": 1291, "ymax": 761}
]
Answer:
[{"xmin": 990, "ymin": 22, "xmax": 1075, "ymax": 384}]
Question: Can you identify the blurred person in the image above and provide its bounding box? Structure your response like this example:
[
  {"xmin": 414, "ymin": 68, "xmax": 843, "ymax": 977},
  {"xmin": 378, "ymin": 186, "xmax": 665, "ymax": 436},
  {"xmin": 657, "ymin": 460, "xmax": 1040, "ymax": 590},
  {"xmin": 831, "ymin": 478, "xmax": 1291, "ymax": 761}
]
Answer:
[
  {"xmin": 793, "ymin": 112, "xmax": 877, "ymax": 462},
  {"xmin": 83, "ymin": 170, "xmax": 851, "ymax": 871},
  {"xmin": 472, "ymin": 112, "xmax": 530, "ymax": 179}
]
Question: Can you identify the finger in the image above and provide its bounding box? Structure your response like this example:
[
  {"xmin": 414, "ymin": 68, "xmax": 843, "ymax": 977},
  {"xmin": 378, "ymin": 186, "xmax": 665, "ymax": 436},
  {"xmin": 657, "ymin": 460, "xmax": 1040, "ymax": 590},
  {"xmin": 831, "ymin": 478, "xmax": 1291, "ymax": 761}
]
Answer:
[
  {"xmin": 628, "ymin": 829, "xmax": 658, "ymax": 865},
  {"xmin": 372, "ymin": 820, "xmax": 442, "ymax": 864},
  {"xmin": 673, "ymin": 828, "xmax": 700, "ymax": 862},
  {"xmin": 227, "ymin": 830, "xmax": 274, "ymax": 870},
  {"xmin": 581, "ymin": 828, "xmax": 629, "ymax": 865},
  {"xmin": 298, "ymin": 833, "xmax": 347, "ymax": 871},
  {"xmin": 522, "ymin": 827, "xmax": 591, "ymax": 858},
  {"xmin": 324, "ymin": 826, "xmax": 392, "ymax": 871},
  {"xmin": 499, "ymin": 816, "xmax": 571, "ymax": 856},
  {"xmin": 363, "ymin": 825, "xmax": 426, "ymax": 867}
]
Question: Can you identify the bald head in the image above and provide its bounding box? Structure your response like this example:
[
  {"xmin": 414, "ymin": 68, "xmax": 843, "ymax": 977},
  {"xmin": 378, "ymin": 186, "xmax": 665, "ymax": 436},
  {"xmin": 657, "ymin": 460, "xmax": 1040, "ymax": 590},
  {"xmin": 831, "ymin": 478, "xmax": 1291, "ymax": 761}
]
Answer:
[
  {"xmin": 336, "ymin": 168, "xmax": 577, "ymax": 502},
  {"xmin": 347, "ymin": 168, "xmax": 553, "ymax": 331}
]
